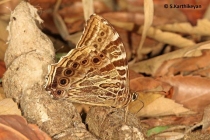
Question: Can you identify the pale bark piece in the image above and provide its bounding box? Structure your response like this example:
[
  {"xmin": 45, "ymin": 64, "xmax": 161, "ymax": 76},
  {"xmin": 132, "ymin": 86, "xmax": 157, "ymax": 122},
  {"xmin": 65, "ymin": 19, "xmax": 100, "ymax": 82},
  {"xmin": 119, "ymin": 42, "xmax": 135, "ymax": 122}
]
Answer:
[
  {"xmin": 202, "ymin": 104, "xmax": 210, "ymax": 131},
  {"xmin": 155, "ymin": 132, "xmax": 185, "ymax": 140},
  {"xmin": 3, "ymin": 1, "xmax": 96, "ymax": 139},
  {"xmin": 3, "ymin": 1, "xmax": 54, "ymax": 102},
  {"xmin": 86, "ymin": 106, "xmax": 145, "ymax": 140}
]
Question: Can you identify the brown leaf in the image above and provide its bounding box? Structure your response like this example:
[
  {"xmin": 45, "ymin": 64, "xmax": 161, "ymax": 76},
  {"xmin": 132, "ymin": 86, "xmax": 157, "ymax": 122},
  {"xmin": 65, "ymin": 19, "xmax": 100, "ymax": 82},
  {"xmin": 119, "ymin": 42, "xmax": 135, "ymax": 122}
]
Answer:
[
  {"xmin": 130, "ymin": 76, "xmax": 172, "ymax": 93},
  {"xmin": 138, "ymin": 96, "xmax": 194, "ymax": 117},
  {"xmin": 158, "ymin": 76, "xmax": 210, "ymax": 112},
  {"xmin": 174, "ymin": 0, "xmax": 210, "ymax": 25},
  {"xmin": 0, "ymin": 61, "xmax": 6, "ymax": 78},
  {"xmin": 155, "ymin": 50, "xmax": 210, "ymax": 77},
  {"xmin": 0, "ymin": 115, "xmax": 51, "ymax": 140},
  {"xmin": 130, "ymin": 41, "xmax": 210, "ymax": 76}
]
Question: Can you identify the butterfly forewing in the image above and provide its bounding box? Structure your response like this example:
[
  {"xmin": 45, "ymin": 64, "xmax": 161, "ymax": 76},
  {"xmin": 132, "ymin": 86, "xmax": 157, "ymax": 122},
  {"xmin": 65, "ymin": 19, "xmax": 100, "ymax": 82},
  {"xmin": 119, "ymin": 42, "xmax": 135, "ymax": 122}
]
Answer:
[{"xmin": 45, "ymin": 14, "xmax": 131, "ymax": 108}]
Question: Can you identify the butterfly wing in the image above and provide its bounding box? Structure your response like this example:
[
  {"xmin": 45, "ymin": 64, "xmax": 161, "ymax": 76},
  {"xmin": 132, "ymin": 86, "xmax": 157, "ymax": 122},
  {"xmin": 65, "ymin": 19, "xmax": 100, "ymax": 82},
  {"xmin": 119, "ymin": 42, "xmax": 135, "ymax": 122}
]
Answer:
[{"xmin": 45, "ymin": 14, "xmax": 131, "ymax": 108}]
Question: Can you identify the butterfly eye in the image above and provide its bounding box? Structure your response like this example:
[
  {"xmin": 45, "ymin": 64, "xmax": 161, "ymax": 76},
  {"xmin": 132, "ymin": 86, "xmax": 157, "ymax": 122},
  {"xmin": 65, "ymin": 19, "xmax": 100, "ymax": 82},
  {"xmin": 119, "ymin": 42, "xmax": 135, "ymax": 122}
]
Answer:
[
  {"xmin": 64, "ymin": 69, "xmax": 74, "ymax": 76},
  {"xmin": 59, "ymin": 78, "xmax": 69, "ymax": 86},
  {"xmin": 72, "ymin": 62, "xmax": 79, "ymax": 69},
  {"xmin": 132, "ymin": 93, "xmax": 138, "ymax": 101}
]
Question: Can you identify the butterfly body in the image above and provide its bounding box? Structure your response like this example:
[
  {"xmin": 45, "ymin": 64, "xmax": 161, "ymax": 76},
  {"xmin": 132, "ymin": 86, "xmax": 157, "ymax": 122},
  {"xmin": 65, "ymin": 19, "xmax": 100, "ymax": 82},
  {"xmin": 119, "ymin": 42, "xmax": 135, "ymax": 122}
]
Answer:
[{"xmin": 45, "ymin": 14, "xmax": 134, "ymax": 108}]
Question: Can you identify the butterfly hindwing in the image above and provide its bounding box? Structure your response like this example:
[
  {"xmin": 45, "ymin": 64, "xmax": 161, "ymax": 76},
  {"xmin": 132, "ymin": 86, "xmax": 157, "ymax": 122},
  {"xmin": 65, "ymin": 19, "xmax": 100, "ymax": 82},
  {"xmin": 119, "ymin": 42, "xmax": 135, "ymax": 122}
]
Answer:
[{"xmin": 45, "ymin": 14, "xmax": 131, "ymax": 108}]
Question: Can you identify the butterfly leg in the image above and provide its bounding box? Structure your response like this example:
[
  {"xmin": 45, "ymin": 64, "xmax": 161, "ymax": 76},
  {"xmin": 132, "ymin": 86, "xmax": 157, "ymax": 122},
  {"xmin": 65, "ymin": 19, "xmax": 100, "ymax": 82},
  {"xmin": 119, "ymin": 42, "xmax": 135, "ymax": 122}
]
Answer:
[{"xmin": 124, "ymin": 106, "xmax": 129, "ymax": 122}]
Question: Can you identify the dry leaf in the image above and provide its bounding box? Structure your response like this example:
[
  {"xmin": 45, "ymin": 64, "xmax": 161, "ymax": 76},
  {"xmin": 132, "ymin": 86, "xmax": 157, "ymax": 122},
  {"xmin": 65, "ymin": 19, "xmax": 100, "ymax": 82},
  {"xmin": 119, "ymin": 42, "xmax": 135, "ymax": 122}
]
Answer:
[
  {"xmin": 138, "ymin": 96, "xmax": 194, "ymax": 117},
  {"xmin": 130, "ymin": 76, "xmax": 172, "ymax": 93},
  {"xmin": 0, "ymin": 115, "xmax": 51, "ymax": 140},
  {"xmin": 141, "ymin": 114, "xmax": 202, "ymax": 127},
  {"xmin": 0, "ymin": 98, "xmax": 21, "ymax": 115},
  {"xmin": 82, "ymin": 0, "xmax": 94, "ymax": 20},
  {"xmin": 130, "ymin": 41, "xmax": 210, "ymax": 75},
  {"xmin": 158, "ymin": 76, "xmax": 210, "ymax": 112},
  {"xmin": 109, "ymin": 20, "xmax": 195, "ymax": 48},
  {"xmin": 137, "ymin": 0, "xmax": 154, "ymax": 58},
  {"xmin": 158, "ymin": 19, "xmax": 210, "ymax": 36},
  {"xmin": 185, "ymin": 104, "xmax": 210, "ymax": 133},
  {"xmin": 154, "ymin": 50, "xmax": 210, "ymax": 77},
  {"xmin": 173, "ymin": 0, "xmax": 210, "ymax": 25},
  {"xmin": 128, "ymin": 92, "xmax": 162, "ymax": 114}
]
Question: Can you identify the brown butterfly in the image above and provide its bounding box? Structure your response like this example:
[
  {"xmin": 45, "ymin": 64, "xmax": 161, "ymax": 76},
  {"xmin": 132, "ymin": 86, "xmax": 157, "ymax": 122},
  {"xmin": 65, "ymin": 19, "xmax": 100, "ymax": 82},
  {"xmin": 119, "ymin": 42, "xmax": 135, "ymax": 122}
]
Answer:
[{"xmin": 45, "ymin": 14, "xmax": 137, "ymax": 110}]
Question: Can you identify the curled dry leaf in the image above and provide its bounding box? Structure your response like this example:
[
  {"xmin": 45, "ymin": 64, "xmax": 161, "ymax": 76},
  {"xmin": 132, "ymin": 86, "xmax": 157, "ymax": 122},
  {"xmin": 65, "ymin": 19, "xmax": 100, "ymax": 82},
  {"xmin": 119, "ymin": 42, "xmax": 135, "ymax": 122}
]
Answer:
[
  {"xmin": 130, "ymin": 41, "xmax": 210, "ymax": 75},
  {"xmin": 33, "ymin": 0, "xmax": 111, "ymax": 35},
  {"xmin": 109, "ymin": 19, "xmax": 195, "ymax": 49},
  {"xmin": 137, "ymin": 0, "xmax": 154, "ymax": 58},
  {"xmin": 128, "ymin": 73, "xmax": 195, "ymax": 117},
  {"xmin": 102, "ymin": 11, "xmax": 184, "ymax": 27},
  {"xmin": 2, "ymin": 1, "xmax": 96, "ymax": 139},
  {"xmin": 154, "ymin": 50, "xmax": 210, "ymax": 77},
  {"xmin": 158, "ymin": 19, "xmax": 210, "ymax": 36},
  {"xmin": 158, "ymin": 76, "xmax": 210, "ymax": 112},
  {"xmin": 0, "ymin": 115, "xmax": 51, "ymax": 140}
]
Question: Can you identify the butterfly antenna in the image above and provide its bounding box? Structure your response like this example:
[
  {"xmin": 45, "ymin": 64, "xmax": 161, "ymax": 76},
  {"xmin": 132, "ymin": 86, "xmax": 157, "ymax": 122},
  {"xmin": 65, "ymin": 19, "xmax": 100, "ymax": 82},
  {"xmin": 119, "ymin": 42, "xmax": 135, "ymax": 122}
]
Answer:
[
  {"xmin": 55, "ymin": 45, "xmax": 64, "ymax": 53},
  {"xmin": 135, "ymin": 99, "xmax": 144, "ymax": 115}
]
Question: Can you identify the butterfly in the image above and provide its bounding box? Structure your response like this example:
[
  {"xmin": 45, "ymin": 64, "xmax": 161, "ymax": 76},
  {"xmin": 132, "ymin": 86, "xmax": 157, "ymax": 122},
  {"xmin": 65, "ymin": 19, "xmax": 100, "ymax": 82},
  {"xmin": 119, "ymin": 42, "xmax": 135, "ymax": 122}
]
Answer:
[{"xmin": 45, "ymin": 14, "xmax": 137, "ymax": 109}]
